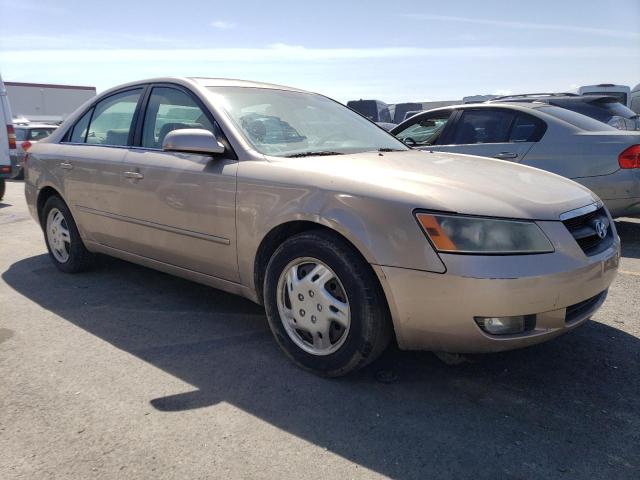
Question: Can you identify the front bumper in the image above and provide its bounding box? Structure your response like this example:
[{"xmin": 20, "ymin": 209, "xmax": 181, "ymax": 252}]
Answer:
[{"xmin": 375, "ymin": 220, "xmax": 620, "ymax": 352}]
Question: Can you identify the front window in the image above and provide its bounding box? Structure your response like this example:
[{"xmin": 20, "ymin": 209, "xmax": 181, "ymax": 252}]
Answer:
[
  {"xmin": 394, "ymin": 111, "xmax": 453, "ymax": 146},
  {"xmin": 207, "ymin": 87, "xmax": 407, "ymax": 157}
]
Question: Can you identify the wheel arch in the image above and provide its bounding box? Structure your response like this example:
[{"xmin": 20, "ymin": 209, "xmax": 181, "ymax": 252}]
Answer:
[
  {"xmin": 36, "ymin": 185, "xmax": 64, "ymax": 227},
  {"xmin": 253, "ymin": 220, "xmax": 377, "ymax": 306}
]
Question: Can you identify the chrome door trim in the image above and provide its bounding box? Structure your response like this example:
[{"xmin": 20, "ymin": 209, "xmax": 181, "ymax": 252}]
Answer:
[{"xmin": 75, "ymin": 205, "xmax": 231, "ymax": 245}]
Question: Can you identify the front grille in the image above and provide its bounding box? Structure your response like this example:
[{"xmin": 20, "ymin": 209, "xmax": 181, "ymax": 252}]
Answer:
[
  {"xmin": 562, "ymin": 207, "xmax": 613, "ymax": 256},
  {"xmin": 565, "ymin": 290, "xmax": 607, "ymax": 324}
]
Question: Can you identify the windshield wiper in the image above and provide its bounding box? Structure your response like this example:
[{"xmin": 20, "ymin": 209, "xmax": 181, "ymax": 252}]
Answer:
[
  {"xmin": 285, "ymin": 151, "xmax": 344, "ymax": 158},
  {"xmin": 378, "ymin": 148, "xmax": 406, "ymax": 152}
]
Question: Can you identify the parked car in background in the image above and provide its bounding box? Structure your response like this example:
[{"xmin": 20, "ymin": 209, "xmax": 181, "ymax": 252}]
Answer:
[
  {"xmin": 630, "ymin": 83, "xmax": 640, "ymax": 114},
  {"xmin": 346, "ymin": 99, "xmax": 393, "ymax": 123},
  {"xmin": 392, "ymin": 102, "xmax": 422, "ymax": 124},
  {"xmin": 375, "ymin": 121, "xmax": 396, "ymax": 131},
  {"xmin": 0, "ymin": 74, "xmax": 17, "ymax": 200},
  {"xmin": 402, "ymin": 110, "xmax": 423, "ymax": 122},
  {"xmin": 577, "ymin": 84, "xmax": 631, "ymax": 107},
  {"xmin": 14, "ymin": 123, "xmax": 58, "ymax": 179},
  {"xmin": 24, "ymin": 77, "xmax": 619, "ymax": 376},
  {"xmin": 391, "ymin": 102, "xmax": 640, "ymax": 217},
  {"xmin": 490, "ymin": 93, "xmax": 640, "ymax": 130}
]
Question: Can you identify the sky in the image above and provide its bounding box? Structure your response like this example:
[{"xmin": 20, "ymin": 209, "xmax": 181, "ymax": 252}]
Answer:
[{"xmin": 0, "ymin": 0, "xmax": 639, "ymax": 103}]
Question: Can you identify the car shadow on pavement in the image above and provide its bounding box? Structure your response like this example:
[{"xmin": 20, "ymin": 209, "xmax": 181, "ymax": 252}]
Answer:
[
  {"xmin": 615, "ymin": 219, "xmax": 640, "ymax": 259},
  {"xmin": 3, "ymin": 254, "xmax": 639, "ymax": 479}
]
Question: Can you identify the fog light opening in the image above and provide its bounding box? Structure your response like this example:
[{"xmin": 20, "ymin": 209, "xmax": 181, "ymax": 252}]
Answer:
[{"xmin": 474, "ymin": 315, "xmax": 536, "ymax": 335}]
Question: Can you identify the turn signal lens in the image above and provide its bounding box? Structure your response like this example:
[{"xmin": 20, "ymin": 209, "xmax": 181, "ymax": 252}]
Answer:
[
  {"xmin": 619, "ymin": 145, "xmax": 640, "ymax": 169},
  {"xmin": 416, "ymin": 213, "xmax": 457, "ymax": 251},
  {"xmin": 21, "ymin": 140, "xmax": 32, "ymax": 151}
]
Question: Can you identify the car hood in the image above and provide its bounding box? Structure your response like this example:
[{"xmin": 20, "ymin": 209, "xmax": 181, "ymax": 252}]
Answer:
[{"xmin": 272, "ymin": 150, "xmax": 598, "ymax": 221}]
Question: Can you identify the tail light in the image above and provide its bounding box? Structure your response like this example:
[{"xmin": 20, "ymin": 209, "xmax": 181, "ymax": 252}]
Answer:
[
  {"xmin": 21, "ymin": 140, "xmax": 32, "ymax": 151},
  {"xmin": 619, "ymin": 145, "xmax": 640, "ymax": 169},
  {"xmin": 7, "ymin": 125, "xmax": 16, "ymax": 150}
]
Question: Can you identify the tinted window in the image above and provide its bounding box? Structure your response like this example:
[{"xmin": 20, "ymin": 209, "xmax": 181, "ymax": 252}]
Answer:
[
  {"xmin": 596, "ymin": 101, "xmax": 637, "ymax": 119},
  {"xmin": 585, "ymin": 91, "xmax": 627, "ymax": 104},
  {"xmin": 394, "ymin": 111, "xmax": 453, "ymax": 146},
  {"xmin": 509, "ymin": 114, "xmax": 546, "ymax": 142},
  {"xmin": 26, "ymin": 128, "xmax": 56, "ymax": 141},
  {"xmin": 142, "ymin": 87, "xmax": 214, "ymax": 148},
  {"xmin": 631, "ymin": 95, "xmax": 640, "ymax": 114},
  {"xmin": 539, "ymin": 106, "xmax": 616, "ymax": 131},
  {"xmin": 451, "ymin": 109, "xmax": 515, "ymax": 144},
  {"xmin": 378, "ymin": 104, "xmax": 392, "ymax": 123},
  {"xmin": 347, "ymin": 100, "xmax": 378, "ymax": 122},
  {"xmin": 15, "ymin": 128, "xmax": 27, "ymax": 141},
  {"xmin": 86, "ymin": 89, "xmax": 142, "ymax": 146},
  {"xmin": 69, "ymin": 109, "xmax": 93, "ymax": 143}
]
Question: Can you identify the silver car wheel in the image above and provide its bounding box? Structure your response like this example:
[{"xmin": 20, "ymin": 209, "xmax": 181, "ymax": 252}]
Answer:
[
  {"xmin": 46, "ymin": 208, "xmax": 71, "ymax": 263},
  {"xmin": 276, "ymin": 257, "xmax": 351, "ymax": 356}
]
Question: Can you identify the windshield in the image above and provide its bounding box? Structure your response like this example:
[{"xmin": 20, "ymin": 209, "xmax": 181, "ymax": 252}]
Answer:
[{"xmin": 207, "ymin": 87, "xmax": 407, "ymax": 157}]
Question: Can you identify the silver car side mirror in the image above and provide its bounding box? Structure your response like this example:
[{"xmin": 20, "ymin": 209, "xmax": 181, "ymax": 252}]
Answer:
[{"xmin": 162, "ymin": 128, "xmax": 225, "ymax": 155}]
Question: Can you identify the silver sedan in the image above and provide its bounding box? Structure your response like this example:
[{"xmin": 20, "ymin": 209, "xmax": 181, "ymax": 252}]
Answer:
[{"xmin": 391, "ymin": 103, "xmax": 640, "ymax": 217}]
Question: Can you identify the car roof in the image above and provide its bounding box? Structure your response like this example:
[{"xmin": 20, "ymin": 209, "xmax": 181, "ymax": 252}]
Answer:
[
  {"xmin": 95, "ymin": 76, "xmax": 312, "ymax": 99},
  {"xmin": 491, "ymin": 94, "xmax": 617, "ymax": 105}
]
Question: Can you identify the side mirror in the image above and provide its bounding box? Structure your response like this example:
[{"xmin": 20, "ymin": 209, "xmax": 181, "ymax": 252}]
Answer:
[
  {"xmin": 419, "ymin": 119, "xmax": 436, "ymax": 127},
  {"xmin": 162, "ymin": 128, "xmax": 225, "ymax": 155}
]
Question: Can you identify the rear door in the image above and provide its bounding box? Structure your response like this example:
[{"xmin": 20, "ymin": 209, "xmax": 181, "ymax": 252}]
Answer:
[
  {"xmin": 58, "ymin": 87, "xmax": 145, "ymax": 246},
  {"xmin": 117, "ymin": 84, "xmax": 239, "ymax": 282},
  {"xmin": 426, "ymin": 108, "xmax": 542, "ymax": 162}
]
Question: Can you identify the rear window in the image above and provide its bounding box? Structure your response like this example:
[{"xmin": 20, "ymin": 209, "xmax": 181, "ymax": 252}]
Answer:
[
  {"xmin": 538, "ymin": 106, "xmax": 617, "ymax": 131},
  {"xmin": 26, "ymin": 128, "xmax": 56, "ymax": 141},
  {"xmin": 595, "ymin": 101, "xmax": 638, "ymax": 119},
  {"xmin": 585, "ymin": 91, "xmax": 627, "ymax": 105}
]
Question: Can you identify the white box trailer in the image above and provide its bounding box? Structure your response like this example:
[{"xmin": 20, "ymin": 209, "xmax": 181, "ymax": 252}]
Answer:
[{"xmin": 5, "ymin": 81, "xmax": 96, "ymax": 123}]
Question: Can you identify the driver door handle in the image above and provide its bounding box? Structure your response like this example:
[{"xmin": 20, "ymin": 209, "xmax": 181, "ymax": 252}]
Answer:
[
  {"xmin": 494, "ymin": 152, "xmax": 519, "ymax": 159},
  {"xmin": 124, "ymin": 171, "xmax": 144, "ymax": 180}
]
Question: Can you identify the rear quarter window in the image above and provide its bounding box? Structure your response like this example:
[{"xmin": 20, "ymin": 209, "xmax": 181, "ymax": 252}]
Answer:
[{"xmin": 538, "ymin": 106, "xmax": 617, "ymax": 131}]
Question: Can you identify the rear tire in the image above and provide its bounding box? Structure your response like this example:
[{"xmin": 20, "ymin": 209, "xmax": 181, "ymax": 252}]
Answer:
[
  {"xmin": 0, "ymin": 179, "xmax": 5, "ymax": 200},
  {"xmin": 42, "ymin": 195, "xmax": 94, "ymax": 273},
  {"xmin": 264, "ymin": 230, "xmax": 392, "ymax": 377}
]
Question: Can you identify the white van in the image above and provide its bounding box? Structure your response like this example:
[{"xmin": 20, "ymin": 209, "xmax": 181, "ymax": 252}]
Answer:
[
  {"xmin": 578, "ymin": 84, "xmax": 631, "ymax": 107},
  {"xmin": 0, "ymin": 73, "xmax": 17, "ymax": 200}
]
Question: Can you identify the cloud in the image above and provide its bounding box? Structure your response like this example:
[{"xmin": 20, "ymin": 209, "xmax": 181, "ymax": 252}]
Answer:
[
  {"xmin": 399, "ymin": 14, "xmax": 640, "ymax": 40},
  {"xmin": 1, "ymin": 44, "xmax": 637, "ymax": 64},
  {"xmin": 210, "ymin": 20, "xmax": 236, "ymax": 30}
]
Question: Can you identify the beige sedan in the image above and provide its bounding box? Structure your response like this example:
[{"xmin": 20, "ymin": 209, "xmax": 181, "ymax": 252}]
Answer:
[{"xmin": 24, "ymin": 77, "xmax": 619, "ymax": 376}]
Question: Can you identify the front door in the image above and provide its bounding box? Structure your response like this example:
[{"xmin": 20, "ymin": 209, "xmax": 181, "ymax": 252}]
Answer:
[
  {"xmin": 117, "ymin": 86, "xmax": 239, "ymax": 282},
  {"xmin": 426, "ymin": 108, "xmax": 542, "ymax": 162}
]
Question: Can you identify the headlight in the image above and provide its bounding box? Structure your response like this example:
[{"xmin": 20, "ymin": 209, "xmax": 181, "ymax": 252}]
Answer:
[{"xmin": 415, "ymin": 213, "xmax": 554, "ymax": 254}]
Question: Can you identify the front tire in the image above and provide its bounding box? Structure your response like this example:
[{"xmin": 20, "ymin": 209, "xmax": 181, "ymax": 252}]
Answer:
[
  {"xmin": 42, "ymin": 195, "xmax": 94, "ymax": 273},
  {"xmin": 264, "ymin": 230, "xmax": 392, "ymax": 377}
]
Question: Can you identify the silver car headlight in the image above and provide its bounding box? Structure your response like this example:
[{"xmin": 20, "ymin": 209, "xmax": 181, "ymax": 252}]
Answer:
[{"xmin": 416, "ymin": 212, "xmax": 554, "ymax": 254}]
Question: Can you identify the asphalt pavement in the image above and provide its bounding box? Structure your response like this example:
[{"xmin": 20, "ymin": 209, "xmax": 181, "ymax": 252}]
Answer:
[{"xmin": 1, "ymin": 180, "xmax": 638, "ymax": 479}]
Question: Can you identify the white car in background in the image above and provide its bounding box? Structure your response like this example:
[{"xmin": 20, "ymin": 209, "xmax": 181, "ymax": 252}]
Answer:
[
  {"xmin": 0, "ymin": 74, "xmax": 17, "ymax": 200},
  {"xmin": 14, "ymin": 123, "xmax": 58, "ymax": 179},
  {"xmin": 577, "ymin": 84, "xmax": 631, "ymax": 107}
]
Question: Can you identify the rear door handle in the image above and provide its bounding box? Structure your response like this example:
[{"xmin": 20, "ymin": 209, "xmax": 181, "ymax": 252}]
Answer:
[
  {"xmin": 494, "ymin": 152, "xmax": 519, "ymax": 159},
  {"xmin": 124, "ymin": 171, "xmax": 144, "ymax": 180},
  {"xmin": 60, "ymin": 162, "xmax": 74, "ymax": 170}
]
